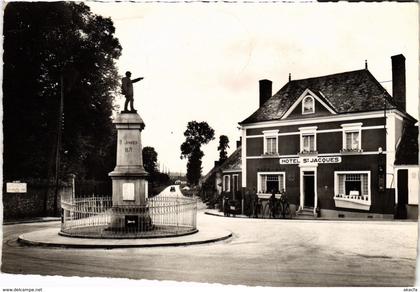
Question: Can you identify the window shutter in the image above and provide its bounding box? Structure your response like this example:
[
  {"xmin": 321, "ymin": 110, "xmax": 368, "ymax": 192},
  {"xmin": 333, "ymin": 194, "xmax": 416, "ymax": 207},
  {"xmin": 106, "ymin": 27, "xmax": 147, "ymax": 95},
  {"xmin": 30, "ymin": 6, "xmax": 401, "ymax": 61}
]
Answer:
[
  {"xmin": 261, "ymin": 175, "xmax": 267, "ymax": 193},
  {"xmin": 279, "ymin": 174, "xmax": 284, "ymax": 192}
]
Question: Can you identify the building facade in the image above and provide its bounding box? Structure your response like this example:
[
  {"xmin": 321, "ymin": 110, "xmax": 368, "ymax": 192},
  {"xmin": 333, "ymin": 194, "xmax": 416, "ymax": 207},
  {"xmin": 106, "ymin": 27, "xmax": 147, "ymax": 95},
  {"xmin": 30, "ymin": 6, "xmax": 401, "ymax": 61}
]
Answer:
[
  {"xmin": 220, "ymin": 146, "xmax": 242, "ymax": 201},
  {"xmin": 200, "ymin": 143, "xmax": 242, "ymax": 207},
  {"xmin": 239, "ymin": 54, "xmax": 418, "ymax": 219}
]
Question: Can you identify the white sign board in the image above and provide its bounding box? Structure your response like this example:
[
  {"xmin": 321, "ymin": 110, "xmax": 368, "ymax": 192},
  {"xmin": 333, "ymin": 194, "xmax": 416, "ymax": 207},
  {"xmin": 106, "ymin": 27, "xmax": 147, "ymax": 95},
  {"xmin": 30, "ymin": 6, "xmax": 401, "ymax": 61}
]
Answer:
[
  {"xmin": 6, "ymin": 182, "xmax": 27, "ymax": 193},
  {"xmin": 279, "ymin": 156, "xmax": 342, "ymax": 165},
  {"xmin": 349, "ymin": 190, "xmax": 360, "ymax": 197},
  {"xmin": 122, "ymin": 183, "xmax": 135, "ymax": 201}
]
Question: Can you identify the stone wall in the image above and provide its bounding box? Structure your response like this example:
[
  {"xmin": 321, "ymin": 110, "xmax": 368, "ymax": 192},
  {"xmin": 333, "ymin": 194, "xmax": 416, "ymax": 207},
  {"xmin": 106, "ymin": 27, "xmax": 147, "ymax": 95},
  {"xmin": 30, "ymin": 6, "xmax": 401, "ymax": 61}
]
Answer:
[{"xmin": 3, "ymin": 178, "xmax": 73, "ymax": 220}]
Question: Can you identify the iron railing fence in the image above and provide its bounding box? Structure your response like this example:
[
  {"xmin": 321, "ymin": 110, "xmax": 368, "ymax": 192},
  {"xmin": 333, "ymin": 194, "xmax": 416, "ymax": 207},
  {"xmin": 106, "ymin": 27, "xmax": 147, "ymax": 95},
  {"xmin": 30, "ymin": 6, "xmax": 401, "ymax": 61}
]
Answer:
[{"xmin": 60, "ymin": 196, "xmax": 197, "ymax": 238}]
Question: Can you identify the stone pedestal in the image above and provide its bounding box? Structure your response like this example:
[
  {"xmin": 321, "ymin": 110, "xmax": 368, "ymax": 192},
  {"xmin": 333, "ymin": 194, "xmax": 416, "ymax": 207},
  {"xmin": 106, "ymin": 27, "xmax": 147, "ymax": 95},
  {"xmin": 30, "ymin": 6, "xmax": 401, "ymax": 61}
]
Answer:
[{"xmin": 108, "ymin": 112, "xmax": 151, "ymax": 230}]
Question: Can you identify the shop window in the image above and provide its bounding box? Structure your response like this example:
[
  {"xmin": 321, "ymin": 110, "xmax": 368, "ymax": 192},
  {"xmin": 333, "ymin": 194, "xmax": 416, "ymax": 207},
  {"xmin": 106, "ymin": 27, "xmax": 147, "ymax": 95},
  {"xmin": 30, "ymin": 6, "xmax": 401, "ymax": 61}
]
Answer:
[
  {"xmin": 258, "ymin": 172, "xmax": 285, "ymax": 194},
  {"xmin": 335, "ymin": 172, "xmax": 370, "ymax": 200},
  {"xmin": 223, "ymin": 175, "xmax": 230, "ymax": 192},
  {"xmin": 302, "ymin": 95, "xmax": 315, "ymax": 114}
]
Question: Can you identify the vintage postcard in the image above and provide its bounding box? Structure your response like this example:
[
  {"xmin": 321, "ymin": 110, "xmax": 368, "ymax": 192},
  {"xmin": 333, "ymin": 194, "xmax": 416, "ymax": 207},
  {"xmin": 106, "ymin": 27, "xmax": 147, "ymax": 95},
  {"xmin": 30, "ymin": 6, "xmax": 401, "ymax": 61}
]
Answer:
[{"xmin": 1, "ymin": 1, "xmax": 418, "ymax": 291}]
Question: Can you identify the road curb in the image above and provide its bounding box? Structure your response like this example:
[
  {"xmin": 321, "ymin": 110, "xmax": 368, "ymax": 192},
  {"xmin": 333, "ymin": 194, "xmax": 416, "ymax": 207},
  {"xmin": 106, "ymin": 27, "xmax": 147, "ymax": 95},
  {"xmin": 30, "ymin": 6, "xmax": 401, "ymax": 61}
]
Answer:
[
  {"xmin": 204, "ymin": 211, "xmax": 249, "ymax": 218},
  {"xmin": 3, "ymin": 218, "xmax": 61, "ymax": 225},
  {"xmin": 17, "ymin": 228, "xmax": 233, "ymax": 249},
  {"xmin": 204, "ymin": 210, "xmax": 417, "ymax": 222}
]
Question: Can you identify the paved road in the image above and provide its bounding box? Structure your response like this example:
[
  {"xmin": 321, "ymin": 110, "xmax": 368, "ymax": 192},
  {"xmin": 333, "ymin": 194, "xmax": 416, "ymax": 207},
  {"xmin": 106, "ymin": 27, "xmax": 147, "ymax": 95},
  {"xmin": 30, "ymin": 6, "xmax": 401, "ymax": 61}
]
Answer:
[
  {"xmin": 1, "ymin": 212, "xmax": 417, "ymax": 287},
  {"xmin": 155, "ymin": 184, "xmax": 185, "ymax": 198}
]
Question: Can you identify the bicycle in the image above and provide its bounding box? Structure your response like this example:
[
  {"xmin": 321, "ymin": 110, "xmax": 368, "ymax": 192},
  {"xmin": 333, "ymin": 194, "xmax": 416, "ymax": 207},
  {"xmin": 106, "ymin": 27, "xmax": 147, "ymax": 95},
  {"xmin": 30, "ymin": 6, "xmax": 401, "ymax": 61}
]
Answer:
[
  {"xmin": 269, "ymin": 200, "xmax": 278, "ymax": 219},
  {"xmin": 262, "ymin": 197, "xmax": 278, "ymax": 219},
  {"xmin": 253, "ymin": 199, "xmax": 262, "ymax": 218},
  {"xmin": 278, "ymin": 193, "xmax": 291, "ymax": 219}
]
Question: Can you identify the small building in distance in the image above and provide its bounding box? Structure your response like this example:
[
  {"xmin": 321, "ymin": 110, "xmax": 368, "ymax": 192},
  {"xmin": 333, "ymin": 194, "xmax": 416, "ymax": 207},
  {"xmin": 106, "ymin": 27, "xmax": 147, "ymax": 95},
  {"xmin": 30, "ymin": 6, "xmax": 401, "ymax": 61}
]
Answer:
[
  {"xmin": 200, "ymin": 141, "xmax": 242, "ymax": 209},
  {"xmin": 220, "ymin": 145, "xmax": 242, "ymax": 202}
]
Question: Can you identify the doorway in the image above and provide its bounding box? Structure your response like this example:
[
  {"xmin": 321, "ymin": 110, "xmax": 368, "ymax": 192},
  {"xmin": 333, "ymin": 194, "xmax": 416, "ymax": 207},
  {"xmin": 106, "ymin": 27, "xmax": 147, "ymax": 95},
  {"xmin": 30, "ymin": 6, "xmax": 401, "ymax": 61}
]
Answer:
[
  {"xmin": 232, "ymin": 175, "xmax": 239, "ymax": 200},
  {"xmin": 303, "ymin": 171, "xmax": 315, "ymax": 207},
  {"xmin": 397, "ymin": 169, "xmax": 408, "ymax": 219}
]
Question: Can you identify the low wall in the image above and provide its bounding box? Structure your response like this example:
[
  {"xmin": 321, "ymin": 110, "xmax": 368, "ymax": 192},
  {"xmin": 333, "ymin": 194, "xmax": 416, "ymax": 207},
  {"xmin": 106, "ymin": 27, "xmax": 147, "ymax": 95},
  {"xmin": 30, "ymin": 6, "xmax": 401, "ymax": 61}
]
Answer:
[{"xmin": 3, "ymin": 179, "xmax": 73, "ymax": 220}]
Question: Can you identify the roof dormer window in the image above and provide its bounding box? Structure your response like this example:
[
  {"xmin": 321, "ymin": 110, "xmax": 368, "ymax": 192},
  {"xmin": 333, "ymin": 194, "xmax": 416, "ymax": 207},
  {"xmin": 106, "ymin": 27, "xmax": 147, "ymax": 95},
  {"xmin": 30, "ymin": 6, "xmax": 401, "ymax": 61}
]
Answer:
[{"xmin": 302, "ymin": 95, "xmax": 315, "ymax": 114}]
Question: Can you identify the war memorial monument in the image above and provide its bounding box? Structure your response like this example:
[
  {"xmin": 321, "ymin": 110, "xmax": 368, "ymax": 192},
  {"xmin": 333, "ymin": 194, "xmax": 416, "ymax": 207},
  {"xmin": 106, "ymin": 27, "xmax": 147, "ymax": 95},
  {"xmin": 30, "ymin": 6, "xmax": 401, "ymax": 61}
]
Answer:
[{"xmin": 59, "ymin": 73, "xmax": 197, "ymax": 238}]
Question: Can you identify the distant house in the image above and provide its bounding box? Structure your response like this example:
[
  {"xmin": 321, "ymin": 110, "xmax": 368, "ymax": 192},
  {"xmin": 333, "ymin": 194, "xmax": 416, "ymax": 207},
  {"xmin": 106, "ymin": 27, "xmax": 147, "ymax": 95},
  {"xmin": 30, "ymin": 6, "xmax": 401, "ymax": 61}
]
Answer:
[
  {"xmin": 200, "ymin": 141, "xmax": 242, "ymax": 204},
  {"xmin": 199, "ymin": 161, "xmax": 222, "ymax": 201},
  {"xmin": 393, "ymin": 120, "xmax": 419, "ymax": 219},
  {"xmin": 220, "ymin": 145, "xmax": 242, "ymax": 201},
  {"xmin": 239, "ymin": 54, "xmax": 418, "ymax": 219}
]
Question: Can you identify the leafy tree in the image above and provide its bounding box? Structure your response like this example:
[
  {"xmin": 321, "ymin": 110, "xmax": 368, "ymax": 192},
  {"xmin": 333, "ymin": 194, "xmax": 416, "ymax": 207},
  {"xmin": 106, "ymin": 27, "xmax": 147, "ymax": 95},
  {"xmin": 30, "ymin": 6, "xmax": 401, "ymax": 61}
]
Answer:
[
  {"xmin": 3, "ymin": 2, "xmax": 121, "ymax": 181},
  {"xmin": 153, "ymin": 172, "xmax": 170, "ymax": 187},
  {"xmin": 142, "ymin": 146, "xmax": 170, "ymax": 196},
  {"xmin": 142, "ymin": 146, "xmax": 158, "ymax": 175},
  {"xmin": 217, "ymin": 135, "xmax": 230, "ymax": 164},
  {"xmin": 180, "ymin": 121, "xmax": 215, "ymax": 185}
]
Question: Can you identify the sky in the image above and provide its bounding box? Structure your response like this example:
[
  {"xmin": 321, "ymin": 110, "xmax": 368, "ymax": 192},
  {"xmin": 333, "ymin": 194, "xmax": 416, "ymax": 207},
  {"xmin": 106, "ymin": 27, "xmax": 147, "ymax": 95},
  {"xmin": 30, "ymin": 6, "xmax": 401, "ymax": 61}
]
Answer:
[{"xmin": 88, "ymin": 2, "xmax": 419, "ymax": 176}]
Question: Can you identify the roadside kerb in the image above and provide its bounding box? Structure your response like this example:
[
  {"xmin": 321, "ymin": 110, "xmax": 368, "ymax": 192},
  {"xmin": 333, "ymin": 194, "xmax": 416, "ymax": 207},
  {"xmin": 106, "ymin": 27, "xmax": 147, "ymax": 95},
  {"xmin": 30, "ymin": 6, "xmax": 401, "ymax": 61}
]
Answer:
[
  {"xmin": 3, "ymin": 217, "xmax": 61, "ymax": 225},
  {"xmin": 204, "ymin": 209, "xmax": 416, "ymax": 222},
  {"xmin": 17, "ymin": 226, "xmax": 232, "ymax": 249}
]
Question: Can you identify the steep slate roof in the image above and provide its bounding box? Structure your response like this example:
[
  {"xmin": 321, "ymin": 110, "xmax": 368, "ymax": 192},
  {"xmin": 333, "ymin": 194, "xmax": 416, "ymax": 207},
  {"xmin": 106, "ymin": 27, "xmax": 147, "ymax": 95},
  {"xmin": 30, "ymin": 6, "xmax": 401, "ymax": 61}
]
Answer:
[
  {"xmin": 200, "ymin": 164, "xmax": 221, "ymax": 186},
  {"xmin": 220, "ymin": 146, "xmax": 242, "ymax": 172},
  {"xmin": 200, "ymin": 147, "xmax": 242, "ymax": 187},
  {"xmin": 240, "ymin": 69, "xmax": 398, "ymax": 124}
]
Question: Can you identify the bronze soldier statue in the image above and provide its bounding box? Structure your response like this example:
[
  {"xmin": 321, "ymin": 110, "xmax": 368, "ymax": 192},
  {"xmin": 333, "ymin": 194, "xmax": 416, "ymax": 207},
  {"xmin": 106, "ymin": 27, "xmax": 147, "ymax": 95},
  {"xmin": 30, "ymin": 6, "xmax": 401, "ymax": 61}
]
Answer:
[{"xmin": 121, "ymin": 71, "xmax": 143, "ymax": 112}]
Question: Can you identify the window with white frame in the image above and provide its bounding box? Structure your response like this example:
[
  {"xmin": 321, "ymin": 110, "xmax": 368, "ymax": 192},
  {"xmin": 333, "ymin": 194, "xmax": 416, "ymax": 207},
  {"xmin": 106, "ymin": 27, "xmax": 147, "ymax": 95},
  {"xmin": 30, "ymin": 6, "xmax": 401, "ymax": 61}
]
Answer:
[
  {"xmin": 266, "ymin": 137, "xmax": 277, "ymax": 154},
  {"xmin": 258, "ymin": 172, "xmax": 285, "ymax": 194},
  {"xmin": 345, "ymin": 131, "xmax": 360, "ymax": 150},
  {"xmin": 302, "ymin": 134, "xmax": 315, "ymax": 152},
  {"xmin": 299, "ymin": 126, "xmax": 317, "ymax": 153},
  {"xmin": 223, "ymin": 175, "xmax": 230, "ymax": 192},
  {"xmin": 302, "ymin": 95, "xmax": 315, "ymax": 114},
  {"xmin": 263, "ymin": 130, "xmax": 279, "ymax": 155},
  {"xmin": 335, "ymin": 171, "xmax": 370, "ymax": 200},
  {"xmin": 341, "ymin": 123, "xmax": 362, "ymax": 151}
]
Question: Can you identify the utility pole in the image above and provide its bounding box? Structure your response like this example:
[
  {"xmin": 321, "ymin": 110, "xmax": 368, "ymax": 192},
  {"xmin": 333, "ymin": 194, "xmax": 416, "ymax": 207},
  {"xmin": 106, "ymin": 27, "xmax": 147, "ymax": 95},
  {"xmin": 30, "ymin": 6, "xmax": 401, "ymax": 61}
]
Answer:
[{"xmin": 53, "ymin": 72, "xmax": 64, "ymax": 216}]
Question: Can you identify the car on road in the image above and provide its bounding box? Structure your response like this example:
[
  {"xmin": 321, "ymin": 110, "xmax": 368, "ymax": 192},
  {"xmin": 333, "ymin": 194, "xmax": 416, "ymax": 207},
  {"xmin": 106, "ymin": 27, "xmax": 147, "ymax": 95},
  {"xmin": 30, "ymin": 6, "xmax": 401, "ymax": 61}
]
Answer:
[{"xmin": 170, "ymin": 186, "xmax": 176, "ymax": 192}]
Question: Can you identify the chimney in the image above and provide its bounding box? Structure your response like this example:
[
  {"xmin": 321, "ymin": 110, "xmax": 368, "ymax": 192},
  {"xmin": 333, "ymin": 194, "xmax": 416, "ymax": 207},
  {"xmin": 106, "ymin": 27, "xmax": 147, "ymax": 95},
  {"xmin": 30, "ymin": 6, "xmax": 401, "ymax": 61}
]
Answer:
[
  {"xmin": 391, "ymin": 54, "xmax": 406, "ymax": 111},
  {"xmin": 236, "ymin": 137, "xmax": 242, "ymax": 149},
  {"xmin": 259, "ymin": 79, "xmax": 272, "ymax": 107}
]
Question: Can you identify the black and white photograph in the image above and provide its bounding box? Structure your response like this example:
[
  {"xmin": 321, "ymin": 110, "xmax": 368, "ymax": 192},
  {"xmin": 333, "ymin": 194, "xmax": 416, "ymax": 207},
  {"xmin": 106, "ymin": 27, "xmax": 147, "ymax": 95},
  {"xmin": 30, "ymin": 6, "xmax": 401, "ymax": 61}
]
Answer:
[{"xmin": 1, "ymin": 1, "xmax": 419, "ymax": 290}]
